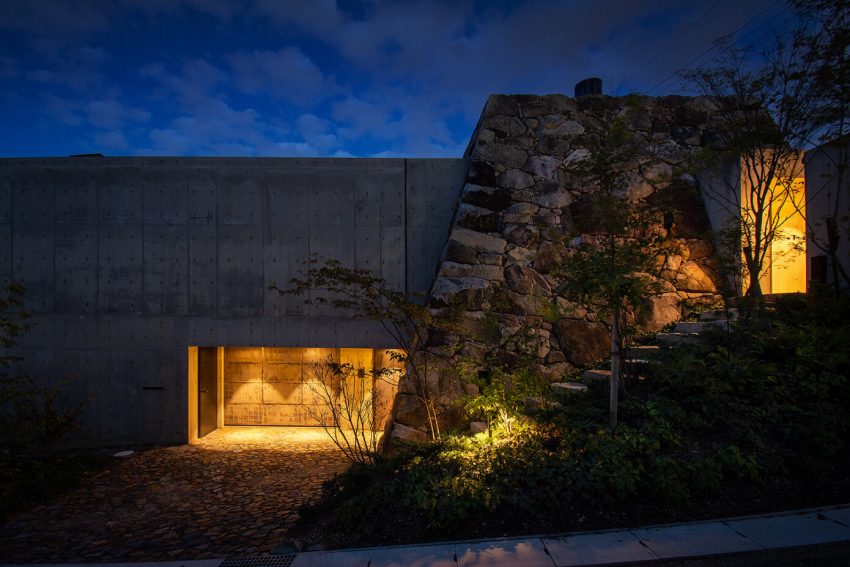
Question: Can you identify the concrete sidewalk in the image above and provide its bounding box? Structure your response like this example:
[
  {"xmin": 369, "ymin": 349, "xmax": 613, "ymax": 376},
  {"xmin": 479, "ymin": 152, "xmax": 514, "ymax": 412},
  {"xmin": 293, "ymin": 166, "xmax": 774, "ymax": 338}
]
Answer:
[{"xmin": 4, "ymin": 504, "xmax": 850, "ymax": 567}]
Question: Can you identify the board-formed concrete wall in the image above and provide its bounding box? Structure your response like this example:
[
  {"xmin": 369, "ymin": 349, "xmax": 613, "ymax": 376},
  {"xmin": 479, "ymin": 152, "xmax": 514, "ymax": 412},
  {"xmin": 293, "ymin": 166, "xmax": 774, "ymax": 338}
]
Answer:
[{"xmin": 0, "ymin": 157, "xmax": 468, "ymax": 446}]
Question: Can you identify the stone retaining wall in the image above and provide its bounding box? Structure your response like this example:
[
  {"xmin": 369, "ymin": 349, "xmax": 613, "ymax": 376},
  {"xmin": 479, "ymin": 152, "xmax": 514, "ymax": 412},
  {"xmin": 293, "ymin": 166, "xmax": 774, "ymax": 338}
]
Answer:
[{"xmin": 391, "ymin": 93, "xmax": 727, "ymax": 435}]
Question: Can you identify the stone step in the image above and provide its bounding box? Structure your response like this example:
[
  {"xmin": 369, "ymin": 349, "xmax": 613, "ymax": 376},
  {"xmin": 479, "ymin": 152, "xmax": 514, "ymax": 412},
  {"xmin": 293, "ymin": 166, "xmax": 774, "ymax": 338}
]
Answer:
[
  {"xmin": 551, "ymin": 381, "xmax": 588, "ymax": 393},
  {"xmin": 656, "ymin": 332, "xmax": 703, "ymax": 347},
  {"xmin": 674, "ymin": 320, "xmax": 728, "ymax": 334},
  {"xmin": 624, "ymin": 358, "xmax": 655, "ymax": 367},
  {"xmin": 699, "ymin": 308, "xmax": 739, "ymax": 322},
  {"xmin": 582, "ymin": 368, "xmax": 611, "ymax": 381},
  {"xmin": 582, "ymin": 368, "xmax": 647, "ymax": 382},
  {"xmin": 626, "ymin": 345, "xmax": 662, "ymax": 357}
]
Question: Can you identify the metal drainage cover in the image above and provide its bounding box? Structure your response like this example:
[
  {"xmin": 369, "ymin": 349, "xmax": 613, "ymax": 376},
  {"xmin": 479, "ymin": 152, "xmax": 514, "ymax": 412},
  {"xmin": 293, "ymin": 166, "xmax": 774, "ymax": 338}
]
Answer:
[{"xmin": 221, "ymin": 556, "xmax": 296, "ymax": 567}]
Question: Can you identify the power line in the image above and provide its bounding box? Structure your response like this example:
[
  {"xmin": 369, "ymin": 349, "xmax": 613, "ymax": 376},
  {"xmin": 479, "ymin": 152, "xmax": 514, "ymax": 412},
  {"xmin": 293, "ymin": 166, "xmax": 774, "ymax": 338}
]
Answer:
[
  {"xmin": 616, "ymin": 0, "xmax": 724, "ymax": 95},
  {"xmin": 644, "ymin": 0, "xmax": 783, "ymax": 96}
]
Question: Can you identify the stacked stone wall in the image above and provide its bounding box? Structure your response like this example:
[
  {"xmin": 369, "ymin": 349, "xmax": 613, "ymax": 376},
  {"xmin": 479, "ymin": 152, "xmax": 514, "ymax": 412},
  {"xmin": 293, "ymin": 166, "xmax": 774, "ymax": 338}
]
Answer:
[{"xmin": 391, "ymin": 93, "xmax": 728, "ymax": 434}]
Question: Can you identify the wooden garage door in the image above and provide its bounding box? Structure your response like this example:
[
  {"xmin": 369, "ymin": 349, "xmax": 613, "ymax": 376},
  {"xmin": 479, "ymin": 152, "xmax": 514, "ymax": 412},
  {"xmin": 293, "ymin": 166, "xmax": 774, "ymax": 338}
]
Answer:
[{"xmin": 223, "ymin": 347, "xmax": 339, "ymax": 426}]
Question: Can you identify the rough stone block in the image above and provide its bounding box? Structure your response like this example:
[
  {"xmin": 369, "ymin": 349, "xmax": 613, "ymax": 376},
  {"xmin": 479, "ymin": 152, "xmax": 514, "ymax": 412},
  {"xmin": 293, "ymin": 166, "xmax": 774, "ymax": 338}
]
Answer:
[
  {"xmin": 449, "ymin": 227, "xmax": 507, "ymax": 254},
  {"xmin": 430, "ymin": 276, "xmax": 489, "ymax": 308},
  {"xmin": 462, "ymin": 183, "xmax": 512, "ymax": 211},
  {"xmin": 438, "ymin": 262, "xmax": 504, "ymax": 281}
]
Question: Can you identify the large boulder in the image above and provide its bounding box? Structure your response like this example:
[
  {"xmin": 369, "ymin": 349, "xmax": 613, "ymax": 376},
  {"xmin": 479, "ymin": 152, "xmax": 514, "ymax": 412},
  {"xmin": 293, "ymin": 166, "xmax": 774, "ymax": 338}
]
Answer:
[
  {"xmin": 555, "ymin": 319, "xmax": 610, "ymax": 367},
  {"xmin": 645, "ymin": 293, "xmax": 681, "ymax": 331},
  {"xmin": 676, "ymin": 261, "xmax": 717, "ymax": 292}
]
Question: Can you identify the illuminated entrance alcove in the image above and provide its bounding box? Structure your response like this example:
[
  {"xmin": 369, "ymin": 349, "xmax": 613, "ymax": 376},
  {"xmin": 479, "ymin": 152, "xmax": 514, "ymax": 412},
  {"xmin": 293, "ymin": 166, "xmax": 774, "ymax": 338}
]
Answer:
[
  {"xmin": 740, "ymin": 174, "xmax": 807, "ymax": 295},
  {"xmin": 187, "ymin": 346, "xmax": 403, "ymax": 442}
]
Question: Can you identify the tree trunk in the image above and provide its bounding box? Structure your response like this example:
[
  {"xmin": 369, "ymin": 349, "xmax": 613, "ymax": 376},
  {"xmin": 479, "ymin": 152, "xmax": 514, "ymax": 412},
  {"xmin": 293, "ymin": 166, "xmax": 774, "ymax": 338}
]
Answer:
[
  {"xmin": 610, "ymin": 308, "xmax": 621, "ymax": 431},
  {"xmin": 743, "ymin": 246, "xmax": 763, "ymax": 297}
]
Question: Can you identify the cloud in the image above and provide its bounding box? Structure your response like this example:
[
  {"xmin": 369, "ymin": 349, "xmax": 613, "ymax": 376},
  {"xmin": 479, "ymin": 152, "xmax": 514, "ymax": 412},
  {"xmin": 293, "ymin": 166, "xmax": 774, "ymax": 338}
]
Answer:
[
  {"xmin": 94, "ymin": 129, "xmax": 129, "ymax": 151},
  {"xmin": 141, "ymin": 58, "xmax": 229, "ymax": 113},
  {"xmin": 0, "ymin": 0, "xmax": 116, "ymax": 50},
  {"xmin": 118, "ymin": 0, "xmax": 241, "ymax": 20},
  {"xmin": 0, "ymin": 0, "xmax": 785, "ymax": 158},
  {"xmin": 274, "ymin": 141, "xmax": 319, "ymax": 156},
  {"xmin": 332, "ymin": 97, "xmax": 400, "ymax": 141},
  {"xmin": 85, "ymin": 99, "xmax": 151, "ymax": 129},
  {"xmin": 251, "ymin": 0, "xmax": 346, "ymax": 37},
  {"xmin": 42, "ymin": 94, "xmax": 84, "ymax": 127},
  {"xmin": 227, "ymin": 47, "xmax": 335, "ymax": 105}
]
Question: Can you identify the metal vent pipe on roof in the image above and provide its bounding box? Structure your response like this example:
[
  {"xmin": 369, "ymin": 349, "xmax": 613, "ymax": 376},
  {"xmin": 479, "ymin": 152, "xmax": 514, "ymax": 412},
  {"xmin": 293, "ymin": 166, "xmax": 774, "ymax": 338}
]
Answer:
[{"xmin": 575, "ymin": 77, "xmax": 602, "ymax": 97}]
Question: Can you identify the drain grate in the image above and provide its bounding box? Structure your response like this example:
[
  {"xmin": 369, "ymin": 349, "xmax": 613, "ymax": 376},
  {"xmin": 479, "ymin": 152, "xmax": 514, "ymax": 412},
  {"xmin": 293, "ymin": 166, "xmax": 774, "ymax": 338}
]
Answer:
[{"xmin": 221, "ymin": 555, "xmax": 296, "ymax": 567}]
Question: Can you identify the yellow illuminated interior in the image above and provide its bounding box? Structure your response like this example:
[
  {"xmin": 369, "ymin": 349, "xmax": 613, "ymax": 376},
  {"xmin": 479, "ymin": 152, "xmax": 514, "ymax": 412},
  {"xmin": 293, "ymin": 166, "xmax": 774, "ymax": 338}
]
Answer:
[
  {"xmin": 768, "ymin": 177, "xmax": 806, "ymax": 294},
  {"xmin": 740, "ymin": 171, "xmax": 807, "ymax": 295},
  {"xmin": 189, "ymin": 346, "xmax": 405, "ymax": 442}
]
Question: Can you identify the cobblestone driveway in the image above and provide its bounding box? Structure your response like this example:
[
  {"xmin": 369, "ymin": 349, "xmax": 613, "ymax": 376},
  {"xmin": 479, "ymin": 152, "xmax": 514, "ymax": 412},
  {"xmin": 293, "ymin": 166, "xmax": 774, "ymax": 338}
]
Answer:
[{"xmin": 0, "ymin": 427, "xmax": 349, "ymax": 562}]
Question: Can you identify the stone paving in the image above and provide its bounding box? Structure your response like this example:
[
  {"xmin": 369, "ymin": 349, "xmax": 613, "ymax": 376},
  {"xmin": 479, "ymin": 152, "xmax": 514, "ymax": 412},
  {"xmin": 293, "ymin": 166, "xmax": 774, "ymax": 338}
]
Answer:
[{"xmin": 0, "ymin": 427, "xmax": 349, "ymax": 563}]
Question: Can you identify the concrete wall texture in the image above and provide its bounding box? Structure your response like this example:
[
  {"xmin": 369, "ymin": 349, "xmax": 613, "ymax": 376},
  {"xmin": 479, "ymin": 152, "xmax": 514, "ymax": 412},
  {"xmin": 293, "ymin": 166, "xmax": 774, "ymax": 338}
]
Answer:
[
  {"xmin": 805, "ymin": 140, "xmax": 850, "ymax": 289},
  {"xmin": 0, "ymin": 156, "xmax": 468, "ymax": 446}
]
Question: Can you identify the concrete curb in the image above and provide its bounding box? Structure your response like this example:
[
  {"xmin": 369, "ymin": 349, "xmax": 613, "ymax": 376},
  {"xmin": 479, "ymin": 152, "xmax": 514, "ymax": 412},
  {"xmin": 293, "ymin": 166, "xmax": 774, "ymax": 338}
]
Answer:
[{"xmin": 4, "ymin": 504, "xmax": 850, "ymax": 567}]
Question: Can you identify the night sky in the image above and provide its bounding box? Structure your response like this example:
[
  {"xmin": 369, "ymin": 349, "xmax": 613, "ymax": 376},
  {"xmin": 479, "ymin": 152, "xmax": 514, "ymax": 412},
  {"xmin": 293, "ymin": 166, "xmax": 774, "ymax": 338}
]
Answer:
[{"xmin": 1, "ymin": 0, "xmax": 790, "ymax": 158}]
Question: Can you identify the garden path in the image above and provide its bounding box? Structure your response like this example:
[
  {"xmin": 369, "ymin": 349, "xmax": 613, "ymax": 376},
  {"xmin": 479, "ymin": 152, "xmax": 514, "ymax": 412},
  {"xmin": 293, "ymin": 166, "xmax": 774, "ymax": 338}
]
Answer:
[{"xmin": 0, "ymin": 427, "xmax": 348, "ymax": 563}]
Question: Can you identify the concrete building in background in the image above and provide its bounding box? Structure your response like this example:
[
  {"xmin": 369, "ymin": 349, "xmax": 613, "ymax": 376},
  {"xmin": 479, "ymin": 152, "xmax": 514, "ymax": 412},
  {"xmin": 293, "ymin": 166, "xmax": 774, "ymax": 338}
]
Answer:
[
  {"xmin": 0, "ymin": 157, "xmax": 467, "ymax": 446},
  {"xmin": 3, "ymin": 92, "xmax": 833, "ymax": 448},
  {"xmin": 804, "ymin": 136, "xmax": 850, "ymax": 289}
]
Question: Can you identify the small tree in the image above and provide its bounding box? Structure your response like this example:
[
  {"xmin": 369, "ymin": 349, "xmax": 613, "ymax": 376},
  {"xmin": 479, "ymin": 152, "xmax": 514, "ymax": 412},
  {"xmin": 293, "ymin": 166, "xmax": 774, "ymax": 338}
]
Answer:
[
  {"xmin": 303, "ymin": 359, "xmax": 399, "ymax": 464},
  {"xmin": 279, "ymin": 258, "xmax": 453, "ymax": 441},
  {"xmin": 556, "ymin": 123, "xmax": 664, "ymax": 430},
  {"xmin": 683, "ymin": 20, "xmax": 819, "ymax": 298},
  {"xmin": 791, "ymin": 0, "xmax": 850, "ymax": 292}
]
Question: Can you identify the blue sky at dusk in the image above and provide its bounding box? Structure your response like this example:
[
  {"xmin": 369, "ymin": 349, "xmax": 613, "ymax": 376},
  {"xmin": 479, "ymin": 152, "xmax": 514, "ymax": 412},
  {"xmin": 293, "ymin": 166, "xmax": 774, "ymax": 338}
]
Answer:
[{"xmin": 1, "ymin": 0, "xmax": 788, "ymax": 158}]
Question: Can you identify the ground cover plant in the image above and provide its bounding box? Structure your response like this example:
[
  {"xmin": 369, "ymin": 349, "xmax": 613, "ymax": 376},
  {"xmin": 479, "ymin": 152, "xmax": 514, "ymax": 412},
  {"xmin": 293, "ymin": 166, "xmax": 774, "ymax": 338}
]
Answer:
[{"xmin": 292, "ymin": 292, "xmax": 850, "ymax": 549}]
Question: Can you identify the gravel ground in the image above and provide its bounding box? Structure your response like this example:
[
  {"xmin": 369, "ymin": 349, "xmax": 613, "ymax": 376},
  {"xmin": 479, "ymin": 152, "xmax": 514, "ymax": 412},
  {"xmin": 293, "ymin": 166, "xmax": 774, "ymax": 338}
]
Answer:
[{"xmin": 0, "ymin": 427, "xmax": 349, "ymax": 563}]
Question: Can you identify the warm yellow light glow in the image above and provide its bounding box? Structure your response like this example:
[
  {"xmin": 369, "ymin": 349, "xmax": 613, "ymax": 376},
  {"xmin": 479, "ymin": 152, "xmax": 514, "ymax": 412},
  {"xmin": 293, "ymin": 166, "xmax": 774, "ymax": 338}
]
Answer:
[
  {"xmin": 202, "ymin": 346, "xmax": 405, "ymax": 431},
  {"xmin": 739, "ymin": 162, "xmax": 807, "ymax": 295},
  {"xmin": 769, "ymin": 177, "xmax": 806, "ymax": 294},
  {"xmin": 196, "ymin": 425, "xmax": 337, "ymax": 447}
]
